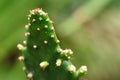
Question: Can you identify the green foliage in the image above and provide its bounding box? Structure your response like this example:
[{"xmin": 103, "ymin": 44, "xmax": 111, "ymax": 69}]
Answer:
[{"xmin": 17, "ymin": 8, "xmax": 87, "ymax": 80}]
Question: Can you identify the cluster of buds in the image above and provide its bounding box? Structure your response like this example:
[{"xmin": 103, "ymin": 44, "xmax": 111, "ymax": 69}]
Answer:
[{"xmin": 57, "ymin": 48, "xmax": 73, "ymax": 59}]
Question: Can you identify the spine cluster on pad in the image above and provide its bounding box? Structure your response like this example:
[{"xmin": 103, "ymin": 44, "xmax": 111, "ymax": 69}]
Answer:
[{"xmin": 17, "ymin": 8, "xmax": 87, "ymax": 80}]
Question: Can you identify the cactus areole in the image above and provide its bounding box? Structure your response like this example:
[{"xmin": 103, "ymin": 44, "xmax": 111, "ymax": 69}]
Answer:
[{"xmin": 17, "ymin": 8, "xmax": 87, "ymax": 80}]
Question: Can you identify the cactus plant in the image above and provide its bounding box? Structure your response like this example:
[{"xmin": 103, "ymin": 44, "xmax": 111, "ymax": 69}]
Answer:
[{"xmin": 17, "ymin": 8, "xmax": 87, "ymax": 80}]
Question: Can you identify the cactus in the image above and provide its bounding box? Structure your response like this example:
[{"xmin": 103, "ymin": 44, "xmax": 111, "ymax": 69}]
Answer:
[{"xmin": 17, "ymin": 8, "xmax": 87, "ymax": 80}]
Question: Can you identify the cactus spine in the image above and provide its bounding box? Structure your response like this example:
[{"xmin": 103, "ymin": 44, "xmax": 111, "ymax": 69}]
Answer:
[{"xmin": 17, "ymin": 8, "xmax": 87, "ymax": 80}]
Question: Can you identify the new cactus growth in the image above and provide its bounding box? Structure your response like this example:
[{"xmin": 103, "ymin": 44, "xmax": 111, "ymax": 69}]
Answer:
[{"xmin": 17, "ymin": 8, "xmax": 87, "ymax": 80}]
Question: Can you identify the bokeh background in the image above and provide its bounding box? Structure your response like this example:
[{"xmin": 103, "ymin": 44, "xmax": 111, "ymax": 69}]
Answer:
[{"xmin": 0, "ymin": 0, "xmax": 120, "ymax": 80}]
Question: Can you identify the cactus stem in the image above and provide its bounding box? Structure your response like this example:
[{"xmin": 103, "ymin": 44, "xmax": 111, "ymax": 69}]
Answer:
[
  {"xmin": 27, "ymin": 73, "xmax": 33, "ymax": 79},
  {"xmin": 56, "ymin": 59, "xmax": 62, "ymax": 66},
  {"xmin": 44, "ymin": 40, "xmax": 48, "ymax": 44},
  {"xmin": 39, "ymin": 61, "xmax": 49, "ymax": 69},
  {"xmin": 18, "ymin": 56, "xmax": 24, "ymax": 61},
  {"xmin": 18, "ymin": 8, "xmax": 87, "ymax": 80}
]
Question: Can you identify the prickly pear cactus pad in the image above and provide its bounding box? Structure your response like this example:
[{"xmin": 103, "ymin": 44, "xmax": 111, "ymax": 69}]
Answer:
[{"xmin": 17, "ymin": 8, "xmax": 87, "ymax": 80}]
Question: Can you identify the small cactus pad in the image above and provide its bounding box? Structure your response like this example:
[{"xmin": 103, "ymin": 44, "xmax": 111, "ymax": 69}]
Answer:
[{"xmin": 17, "ymin": 8, "xmax": 87, "ymax": 80}]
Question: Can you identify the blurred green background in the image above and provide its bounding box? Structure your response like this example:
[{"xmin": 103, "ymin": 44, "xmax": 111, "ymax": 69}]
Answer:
[{"xmin": 0, "ymin": 0, "xmax": 120, "ymax": 80}]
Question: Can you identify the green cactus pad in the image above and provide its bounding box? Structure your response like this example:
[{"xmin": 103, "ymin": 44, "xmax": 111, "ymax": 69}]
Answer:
[{"xmin": 17, "ymin": 8, "xmax": 87, "ymax": 80}]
